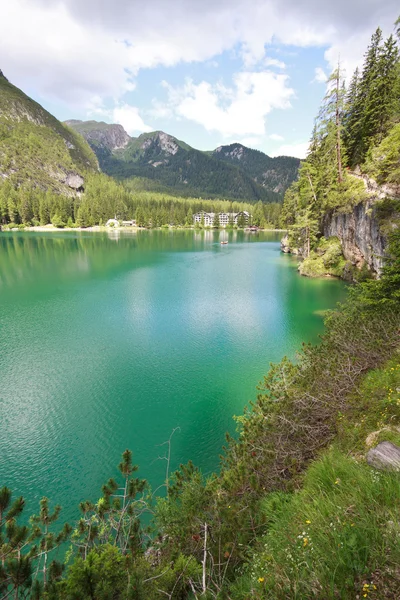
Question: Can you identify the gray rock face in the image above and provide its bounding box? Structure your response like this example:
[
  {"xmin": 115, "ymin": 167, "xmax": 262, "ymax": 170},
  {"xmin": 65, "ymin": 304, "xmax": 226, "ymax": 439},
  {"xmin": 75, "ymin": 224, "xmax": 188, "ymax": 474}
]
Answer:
[
  {"xmin": 141, "ymin": 132, "xmax": 179, "ymax": 156},
  {"xmin": 65, "ymin": 173, "xmax": 84, "ymax": 190},
  {"xmin": 366, "ymin": 442, "xmax": 400, "ymax": 471},
  {"xmin": 65, "ymin": 121, "xmax": 131, "ymax": 151},
  {"xmin": 281, "ymin": 234, "xmax": 290, "ymax": 253},
  {"xmin": 323, "ymin": 199, "xmax": 386, "ymax": 276},
  {"xmin": 0, "ymin": 69, "xmax": 7, "ymax": 81}
]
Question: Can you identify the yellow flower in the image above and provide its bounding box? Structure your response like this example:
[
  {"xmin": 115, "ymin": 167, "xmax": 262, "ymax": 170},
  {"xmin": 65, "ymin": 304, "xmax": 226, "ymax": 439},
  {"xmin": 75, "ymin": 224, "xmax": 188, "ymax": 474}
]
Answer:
[
  {"xmin": 305, "ymin": 520, "xmax": 311, "ymax": 524},
  {"xmin": 363, "ymin": 594, "xmax": 367, "ymax": 598},
  {"xmin": 334, "ymin": 479, "xmax": 340, "ymax": 485},
  {"xmin": 258, "ymin": 577, "xmax": 265, "ymax": 583},
  {"xmin": 303, "ymin": 538, "xmax": 308, "ymax": 546}
]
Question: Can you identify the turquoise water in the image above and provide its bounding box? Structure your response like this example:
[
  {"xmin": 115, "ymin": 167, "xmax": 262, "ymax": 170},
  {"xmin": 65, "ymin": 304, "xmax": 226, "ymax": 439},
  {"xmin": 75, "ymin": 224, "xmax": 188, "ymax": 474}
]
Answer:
[{"xmin": 0, "ymin": 230, "xmax": 347, "ymax": 521}]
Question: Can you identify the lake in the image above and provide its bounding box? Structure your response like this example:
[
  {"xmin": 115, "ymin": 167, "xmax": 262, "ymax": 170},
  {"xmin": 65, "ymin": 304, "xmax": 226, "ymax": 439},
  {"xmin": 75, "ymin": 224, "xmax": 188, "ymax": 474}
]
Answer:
[{"xmin": 0, "ymin": 229, "xmax": 347, "ymax": 521}]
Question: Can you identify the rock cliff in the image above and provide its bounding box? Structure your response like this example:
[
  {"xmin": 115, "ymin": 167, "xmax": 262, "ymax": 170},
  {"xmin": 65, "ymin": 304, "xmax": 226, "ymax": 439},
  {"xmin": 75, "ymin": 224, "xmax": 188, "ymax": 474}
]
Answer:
[
  {"xmin": 64, "ymin": 120, "xmax": 130, "ymax": 151},
  {"xmin": 323, "ymin": 175, "xmax": 399, "ymax": 276},
  {"xmin": 323, "ymin": 199, "xmax": 387, "ymax": 275},
  {"xmin": 283, "ymin": 174, "xmax": 399, "ymax": 278}
]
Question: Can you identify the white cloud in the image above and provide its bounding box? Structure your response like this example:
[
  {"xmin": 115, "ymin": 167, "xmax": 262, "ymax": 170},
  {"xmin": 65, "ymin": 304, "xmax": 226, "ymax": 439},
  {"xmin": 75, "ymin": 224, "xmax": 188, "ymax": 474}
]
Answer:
[
  {"xmin": 264, "ymin": 58, "xmax": 286, "ymax": 69},
  {"xmin": 1, "ymin": 0, "xmax": 398, "ymax": 111},
  {"xmin": 161, "ymin": 71, "xmax": 294, "ymax": 137},
  {"xmin": 271, "ymin": 141, "xmax": 309, "ymax": 158},
  {"xmin": 313, "ymin": 67, "xmax": 328, "ymax": 83},
  {"xmin": 269, "ymin": 133, "xmax": 285, "ymax": 141},
  {"xmin": 112, "ymin": 104, "xmax": 153, "ymax": 134},
  {"xmin": 86, "ymin": 101, "xmax": 153, "ymax": 134},
  {"xmin": 238, "ymin": 137, "xmax": 263, "ymax": 148}
]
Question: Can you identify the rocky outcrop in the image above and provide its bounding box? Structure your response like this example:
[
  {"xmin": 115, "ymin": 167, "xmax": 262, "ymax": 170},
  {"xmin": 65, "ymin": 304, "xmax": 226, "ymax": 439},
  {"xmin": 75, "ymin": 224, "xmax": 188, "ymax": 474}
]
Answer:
[
  {"xmin": 0, "ymin": 68, "xmax": 7, "ymax": 81},
  {"xmin": 65, "ymin": 172, "xmax": 84, "ymax": 190},
  {"xmin": 323, "ymin": 198, "xmax": 386, "ymax": 276},
  {"xmin": 64, "ymin": 120, "xmax": 131, "ymax": 151},
  {"xmin": 366, "ymin": 441, "xmax": 400, "ymax": 471},
  {"xmin": 141, "ymin": 132, "xmax": 179, "ymax": 156},
  {"xmin": 281, "ymin": 234, "xmax": 300, "ymax": 255}
]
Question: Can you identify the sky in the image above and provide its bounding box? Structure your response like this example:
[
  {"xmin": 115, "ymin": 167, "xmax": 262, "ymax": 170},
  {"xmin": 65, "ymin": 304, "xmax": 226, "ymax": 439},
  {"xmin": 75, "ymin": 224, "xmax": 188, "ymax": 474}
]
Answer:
[{"xmin": 1, "ymin": 0, "xmax": 399, "ymax": 158}]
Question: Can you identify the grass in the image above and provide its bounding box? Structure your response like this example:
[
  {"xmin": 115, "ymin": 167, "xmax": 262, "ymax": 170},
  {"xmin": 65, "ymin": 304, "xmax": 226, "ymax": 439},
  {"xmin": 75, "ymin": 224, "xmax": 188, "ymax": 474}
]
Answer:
[{"xmin": 230, "ymin": 357, "xmax": 400, "ymax": 599}]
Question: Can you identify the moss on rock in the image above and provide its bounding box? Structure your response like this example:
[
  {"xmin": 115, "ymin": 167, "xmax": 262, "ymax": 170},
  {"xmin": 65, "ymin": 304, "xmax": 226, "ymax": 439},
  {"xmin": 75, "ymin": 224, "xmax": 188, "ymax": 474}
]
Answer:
[{"xmin": 299, "ymin": 236, "xmax": 347, "ymax": 278}]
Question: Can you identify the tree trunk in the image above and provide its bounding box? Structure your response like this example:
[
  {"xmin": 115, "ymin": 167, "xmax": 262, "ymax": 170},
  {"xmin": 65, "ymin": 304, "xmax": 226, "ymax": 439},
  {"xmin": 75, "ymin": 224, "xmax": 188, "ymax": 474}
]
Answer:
[{"xmin": 202, "ymin": 523, "xmax": 208, "ymax": 595}]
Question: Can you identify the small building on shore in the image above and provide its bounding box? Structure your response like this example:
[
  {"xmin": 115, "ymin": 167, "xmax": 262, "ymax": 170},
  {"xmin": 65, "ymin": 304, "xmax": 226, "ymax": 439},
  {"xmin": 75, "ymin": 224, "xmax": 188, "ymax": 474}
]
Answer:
[{"xmin": 106, "ymin": 218, "xmax": 120, "ymax": 228}]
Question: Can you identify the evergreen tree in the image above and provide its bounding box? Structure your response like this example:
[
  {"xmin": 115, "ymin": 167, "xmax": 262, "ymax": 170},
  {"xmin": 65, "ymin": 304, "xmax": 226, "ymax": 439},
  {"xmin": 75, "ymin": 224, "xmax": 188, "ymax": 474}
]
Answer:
[{"xmin": 343, "ymin": 67, "xmax": 362, "ymax": 166}]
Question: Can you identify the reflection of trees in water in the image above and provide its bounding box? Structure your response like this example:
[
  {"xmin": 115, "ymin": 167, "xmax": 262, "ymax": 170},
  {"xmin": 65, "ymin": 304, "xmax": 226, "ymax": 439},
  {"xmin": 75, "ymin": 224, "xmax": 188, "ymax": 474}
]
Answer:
[{"xmin": 0, "ymin": 231, "xmax": 282, "ymax": 290}]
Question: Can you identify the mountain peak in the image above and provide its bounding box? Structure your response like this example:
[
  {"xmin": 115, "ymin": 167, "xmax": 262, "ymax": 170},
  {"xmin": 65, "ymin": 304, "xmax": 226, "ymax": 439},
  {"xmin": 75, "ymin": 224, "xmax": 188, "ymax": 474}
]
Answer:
[
  {"xmin": 215, "ymin": 143, "xmax": 247, "ymax": 160},
  {"xmin": 139, "ymin": 131, "xmax": 180, "ymax": 155},
  {"xmin": 64, "ymin": 119, "xmax": 131, "ymax": 151}
]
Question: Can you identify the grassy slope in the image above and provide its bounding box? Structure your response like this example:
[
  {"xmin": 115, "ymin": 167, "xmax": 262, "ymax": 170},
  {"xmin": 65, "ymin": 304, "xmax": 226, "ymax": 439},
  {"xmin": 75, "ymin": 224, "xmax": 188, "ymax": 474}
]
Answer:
[
  {"xmin": 0, "ymin": 75, "xmax": 98, "ymax": 193},
  {"xmin": 231, "ymin": 356, "xmax": 400, "ymax": 599}
]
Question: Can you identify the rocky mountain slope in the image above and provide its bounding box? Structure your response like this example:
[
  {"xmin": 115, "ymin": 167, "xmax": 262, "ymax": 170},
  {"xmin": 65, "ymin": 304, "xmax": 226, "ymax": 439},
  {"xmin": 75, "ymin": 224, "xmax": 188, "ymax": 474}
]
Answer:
[
  {"xmin": 0, "ymin": 72, "xmax": 98, "ymax": 195},
  {"xmin": 67, "ymin": 120, "xmax": 299, "ymax": 202},
  {"xmin": 64, "ymin": 120, "xmax": 130, "ymax": 151}
]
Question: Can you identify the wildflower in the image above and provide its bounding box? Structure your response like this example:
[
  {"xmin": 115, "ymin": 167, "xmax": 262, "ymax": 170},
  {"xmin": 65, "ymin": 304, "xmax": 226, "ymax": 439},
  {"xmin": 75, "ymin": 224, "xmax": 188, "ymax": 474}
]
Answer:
[
  {"xmin": 305, "ymin": 520, "xmax": 311, "ymax": 524},
  {"xmin": 258, "ymin": 577, "xmax": 265, "ymax": 583},
  {"xmin": 334, "ymin": 479, "xmax": 340, "ymax": 485},
  {"xmin": 303, "ymin": 538, "xmax": 308, "ymax": 547}
]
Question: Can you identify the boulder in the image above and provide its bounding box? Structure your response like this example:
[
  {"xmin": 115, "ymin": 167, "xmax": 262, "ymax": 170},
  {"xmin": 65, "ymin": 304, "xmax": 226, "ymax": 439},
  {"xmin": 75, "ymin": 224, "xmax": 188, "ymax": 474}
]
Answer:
[
  {"xmin": 366, "ymin": 441, "xmax": 400, "ymax": 471},
  {"xmin": 66, "ymin": 173, "xmax": 84, "ymax": 190},
  {"xmin": 281, "ymin": 234, "xmax": 290, "ymax": 253}
]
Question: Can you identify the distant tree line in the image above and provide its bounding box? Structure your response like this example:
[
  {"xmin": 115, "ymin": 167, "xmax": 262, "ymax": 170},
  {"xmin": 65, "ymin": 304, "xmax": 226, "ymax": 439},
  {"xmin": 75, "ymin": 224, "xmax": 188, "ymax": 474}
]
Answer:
[{"xmin": 0, "ymin": 173, "xmax": 282, "ymax": 229}]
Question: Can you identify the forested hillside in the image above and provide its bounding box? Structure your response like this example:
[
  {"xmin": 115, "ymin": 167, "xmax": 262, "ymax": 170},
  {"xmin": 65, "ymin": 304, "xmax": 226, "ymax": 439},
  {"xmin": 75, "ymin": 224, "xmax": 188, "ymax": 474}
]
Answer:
[
  {"xmin": 211, "ymin": 143, "xmax": 300, "ymax": 195},
  {"xmin": 66, "ymin": 121, "xmax": 298, "ymax": 202},
  {"xmin": 281, "ymin": 21, "xmax": 400, "ymax": 279},
  {"xmin": 0, "ymin": 76, "xmax": 282, "ymax": 229}
]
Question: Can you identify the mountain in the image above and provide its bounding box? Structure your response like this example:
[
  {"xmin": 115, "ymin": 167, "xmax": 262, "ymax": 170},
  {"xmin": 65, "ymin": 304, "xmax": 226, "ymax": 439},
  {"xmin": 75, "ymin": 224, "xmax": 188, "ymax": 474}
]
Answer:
[
  {"xmin": 66, "ymin": 121, "xmax": 299, "ymax": 202},
  {"xmin": 0, "ymin": 72, "xmax": 98, "ymax": 194},
  {"xmin": 64, "ymin": 120, "xmax": 130, "ymax": 151},
  {"xmin": 211, "ymin": 143, "xmax": 300, "ymax": 195}
]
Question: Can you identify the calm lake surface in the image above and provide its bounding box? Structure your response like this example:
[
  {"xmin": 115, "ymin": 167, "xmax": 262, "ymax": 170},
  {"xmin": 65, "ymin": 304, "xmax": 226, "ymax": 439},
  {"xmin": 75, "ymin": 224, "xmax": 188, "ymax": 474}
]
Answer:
[{"xmin": 0, "ymin": 230, "xmax": 347, "ymax": 521}]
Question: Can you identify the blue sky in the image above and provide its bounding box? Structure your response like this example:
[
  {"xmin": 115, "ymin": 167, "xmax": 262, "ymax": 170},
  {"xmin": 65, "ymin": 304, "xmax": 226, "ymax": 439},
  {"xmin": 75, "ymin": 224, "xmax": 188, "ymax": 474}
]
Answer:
[{"xmin": 1, "ymin": 0, "xmax": 399, "ymax": 158}]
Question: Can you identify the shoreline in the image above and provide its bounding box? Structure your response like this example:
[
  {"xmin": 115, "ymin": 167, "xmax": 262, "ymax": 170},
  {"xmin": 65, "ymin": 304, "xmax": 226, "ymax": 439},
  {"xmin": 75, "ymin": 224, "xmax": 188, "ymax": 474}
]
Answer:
[{"xmin": 1, "ymin": 225, "xmax": 287, "ymax": 233}]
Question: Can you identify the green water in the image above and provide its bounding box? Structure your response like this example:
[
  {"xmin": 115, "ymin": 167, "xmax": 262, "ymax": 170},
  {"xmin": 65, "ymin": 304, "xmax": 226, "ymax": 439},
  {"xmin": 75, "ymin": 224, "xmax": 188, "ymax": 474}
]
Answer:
[{"xmin": 0, "ymin": 230, "xmax": 347, "ymax": 521}]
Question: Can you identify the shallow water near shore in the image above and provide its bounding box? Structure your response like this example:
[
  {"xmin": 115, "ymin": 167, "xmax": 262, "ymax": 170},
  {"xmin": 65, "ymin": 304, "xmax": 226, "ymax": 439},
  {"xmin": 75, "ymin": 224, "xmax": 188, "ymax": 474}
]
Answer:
[{"xmin": 0, "ymin": 229, "xmax": 347, "ymax": 522}]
